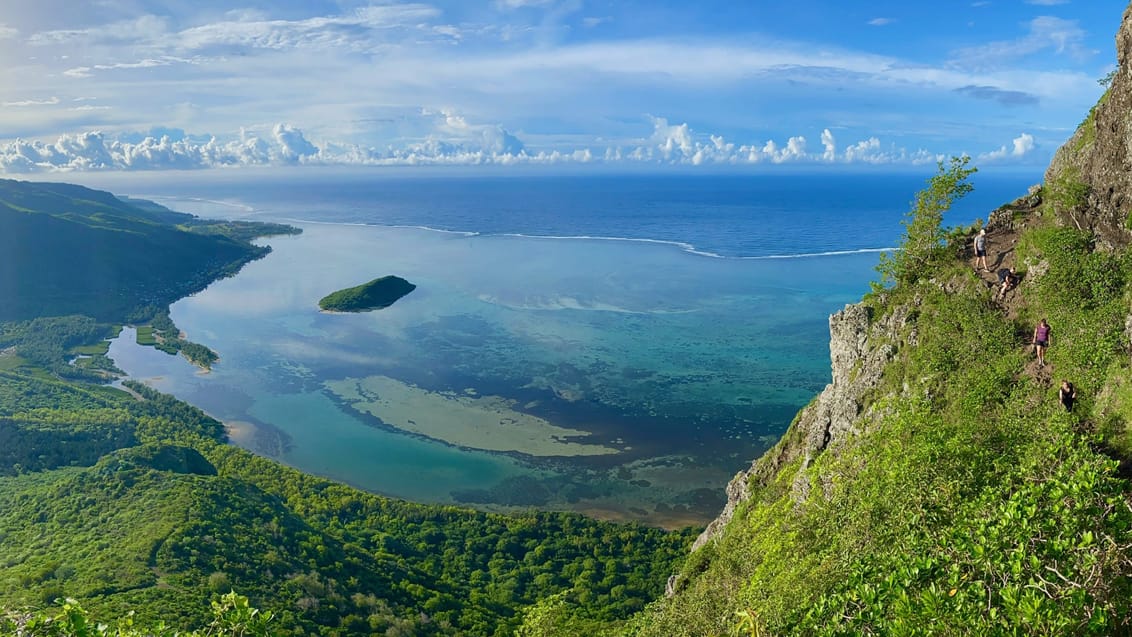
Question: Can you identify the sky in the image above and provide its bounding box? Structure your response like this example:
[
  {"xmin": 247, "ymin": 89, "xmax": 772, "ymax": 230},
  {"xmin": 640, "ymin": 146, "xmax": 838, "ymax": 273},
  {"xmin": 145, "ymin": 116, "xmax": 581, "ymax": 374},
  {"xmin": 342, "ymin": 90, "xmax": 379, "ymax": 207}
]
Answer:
[{"xmin": 0, "ymin": 0, "xmax": 1126, "ymax": 173}]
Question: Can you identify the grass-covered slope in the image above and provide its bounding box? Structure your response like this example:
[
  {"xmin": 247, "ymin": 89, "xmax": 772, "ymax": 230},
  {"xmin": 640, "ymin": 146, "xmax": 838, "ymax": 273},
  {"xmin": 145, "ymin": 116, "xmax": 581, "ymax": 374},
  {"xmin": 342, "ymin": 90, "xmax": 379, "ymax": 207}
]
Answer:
[
  {"xmin": 619, "ymin": 167, "xmax": 1132, "ymax": 635},
  {"xmin": 0, "ymin": 179, "xmax": 295, "ymax": 322}
]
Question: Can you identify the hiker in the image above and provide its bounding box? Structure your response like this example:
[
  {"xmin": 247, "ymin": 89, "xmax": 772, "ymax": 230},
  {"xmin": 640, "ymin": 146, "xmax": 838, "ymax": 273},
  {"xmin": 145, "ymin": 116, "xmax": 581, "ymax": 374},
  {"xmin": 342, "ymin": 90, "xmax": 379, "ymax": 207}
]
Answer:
[
  {"xmin": 1058, "ymin": 380, "xmax": 1077, "ymax": 412},
  {"xmin": 1033, "ymin": 319, "xmax": 1051, "ymax": 367},
  {"xmin": 973, "ymin": 229, "xmax": 988, "ymax": 271},
  {"xmin": 995, "ymin": 267, "xmax": 1018, "ymax": 300}
]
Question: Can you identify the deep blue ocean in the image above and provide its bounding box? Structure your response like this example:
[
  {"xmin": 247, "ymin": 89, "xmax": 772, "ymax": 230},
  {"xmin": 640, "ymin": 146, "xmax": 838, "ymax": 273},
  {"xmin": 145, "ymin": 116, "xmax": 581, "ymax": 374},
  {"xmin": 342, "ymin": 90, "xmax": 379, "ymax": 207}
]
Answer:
[
  {"xmin": 95, "ymin": 169, "xmax": 1039, "ymax": 526},
  {"xmin": 134, "ymin": 171, "xmax": 1037, "ymax": 257}
]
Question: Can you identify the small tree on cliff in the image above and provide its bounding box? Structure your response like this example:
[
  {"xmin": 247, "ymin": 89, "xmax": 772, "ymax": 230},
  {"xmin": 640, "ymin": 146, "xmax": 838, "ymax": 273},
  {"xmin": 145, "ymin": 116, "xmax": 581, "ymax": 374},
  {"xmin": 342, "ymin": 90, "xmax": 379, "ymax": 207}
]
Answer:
[{"xmin": 878, "ymin": 156, "xmax": 977, "ymax": 286}]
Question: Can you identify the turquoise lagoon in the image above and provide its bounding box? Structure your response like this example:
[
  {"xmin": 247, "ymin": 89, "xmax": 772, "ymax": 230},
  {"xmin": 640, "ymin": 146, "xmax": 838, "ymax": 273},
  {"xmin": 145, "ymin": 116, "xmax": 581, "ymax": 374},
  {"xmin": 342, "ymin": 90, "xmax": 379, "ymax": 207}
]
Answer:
[{"xmin": 110, "ymin": 218, "xmax": 877, "ymax": 527}]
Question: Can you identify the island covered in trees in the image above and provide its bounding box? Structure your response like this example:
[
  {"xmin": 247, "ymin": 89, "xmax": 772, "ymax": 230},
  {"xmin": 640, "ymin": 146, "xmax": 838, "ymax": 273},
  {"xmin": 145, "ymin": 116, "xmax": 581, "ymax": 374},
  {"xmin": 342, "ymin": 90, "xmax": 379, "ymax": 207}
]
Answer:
[{"xmin": 318, "ymin": 275, "xmax": 417, "ymax": 312}]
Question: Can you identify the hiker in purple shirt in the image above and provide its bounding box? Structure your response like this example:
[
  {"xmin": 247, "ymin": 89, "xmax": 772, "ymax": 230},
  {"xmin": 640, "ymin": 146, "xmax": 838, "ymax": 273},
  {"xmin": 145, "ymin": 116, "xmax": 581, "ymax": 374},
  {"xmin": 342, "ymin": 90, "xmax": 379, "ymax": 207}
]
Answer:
[{"xmin": 1033, "ymin": 319, "xmax": 1051, "ymax": 367}]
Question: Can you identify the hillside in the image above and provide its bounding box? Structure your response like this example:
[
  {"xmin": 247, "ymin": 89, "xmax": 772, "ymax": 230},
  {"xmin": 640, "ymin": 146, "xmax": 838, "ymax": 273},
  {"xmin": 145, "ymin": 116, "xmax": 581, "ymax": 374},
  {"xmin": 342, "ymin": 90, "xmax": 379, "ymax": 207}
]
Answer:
[
  {"xmin": 608, "ymin": 6, "xmax": 1132, "ymax": 637},
  {"xmin": 0, "ymin": 376, "xmax": 694, "ymax": 635},
  {"xmin": 0, "ymin": 179, "xmax": 296, "ymax": 322}
]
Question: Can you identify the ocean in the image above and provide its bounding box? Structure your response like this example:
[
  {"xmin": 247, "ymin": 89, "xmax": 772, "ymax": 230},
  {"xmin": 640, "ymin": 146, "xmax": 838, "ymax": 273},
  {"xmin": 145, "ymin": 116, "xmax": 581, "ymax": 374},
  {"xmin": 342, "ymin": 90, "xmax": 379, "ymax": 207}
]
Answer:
[{"xmin": 101, "ymin": 169, "xmax": 1038, "ymax": 527}]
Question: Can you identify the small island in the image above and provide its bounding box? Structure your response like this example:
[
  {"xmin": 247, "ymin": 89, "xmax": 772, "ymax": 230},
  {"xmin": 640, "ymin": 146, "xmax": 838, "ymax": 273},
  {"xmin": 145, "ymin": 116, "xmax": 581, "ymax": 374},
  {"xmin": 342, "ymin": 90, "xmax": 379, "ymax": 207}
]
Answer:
[{"xmin": 319, "ymin": 275, "xmax": 417, "ymax": 312}]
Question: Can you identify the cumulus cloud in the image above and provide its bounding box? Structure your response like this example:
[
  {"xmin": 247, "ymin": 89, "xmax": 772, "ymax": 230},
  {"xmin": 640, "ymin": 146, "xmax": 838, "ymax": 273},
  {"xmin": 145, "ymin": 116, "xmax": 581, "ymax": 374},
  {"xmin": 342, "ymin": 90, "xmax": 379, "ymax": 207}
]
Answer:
[
  {"xmin": 608, "ymin": 117, "xmax": 942, "ymax": 166},
  {"xmin": 0, "ymin": 116, "xmax": 1023, "ymax": 173},
  {"xmin": 272, "ymin": 124, "xmax": 318, "ymax": 162},
  {"xmin": 0, "ymin": 112, "xmax": 535, "ymax": 173},
  {"xmin": 820, "ymin": 129, "xmax": 836, "ymax": 161},
  {"xmin": 978, "ymin": 133, "xmax": 1036, "ymax": 161}
]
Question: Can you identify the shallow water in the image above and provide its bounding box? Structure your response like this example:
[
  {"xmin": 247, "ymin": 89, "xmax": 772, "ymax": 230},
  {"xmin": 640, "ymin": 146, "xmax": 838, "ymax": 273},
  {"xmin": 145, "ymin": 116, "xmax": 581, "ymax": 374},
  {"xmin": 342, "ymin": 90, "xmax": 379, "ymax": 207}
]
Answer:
[
  {"xmin": 108, "ymin": 221, "xmax": 877, "ymax": 526},
  {"xmin": 101, "ymin": 170, "xmax": 1040, "ymax": 526}
]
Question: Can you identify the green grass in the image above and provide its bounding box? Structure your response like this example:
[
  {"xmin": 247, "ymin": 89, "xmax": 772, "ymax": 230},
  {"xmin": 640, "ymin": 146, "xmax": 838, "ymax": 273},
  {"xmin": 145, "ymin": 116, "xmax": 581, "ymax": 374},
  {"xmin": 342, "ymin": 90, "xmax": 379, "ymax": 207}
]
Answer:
[
  {"xmin": 135, "ymin": 326, "xmax": 157, "ymax": 346},
  {"xmin": 0, "ymin": 354, "xmax": 26, "ymax": 371},
  {"xmin": 68, "ymin": 341, "xmax": 111, "ymax": 356}
]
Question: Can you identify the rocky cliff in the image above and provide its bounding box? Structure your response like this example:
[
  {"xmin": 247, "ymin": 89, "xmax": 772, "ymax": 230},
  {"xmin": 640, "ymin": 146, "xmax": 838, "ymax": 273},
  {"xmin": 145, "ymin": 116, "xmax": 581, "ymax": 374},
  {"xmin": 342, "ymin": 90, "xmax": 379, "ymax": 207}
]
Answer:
[
  {"xmin": 691, "ymin": 301, "xmax": 912, "ymax": 551},
  {"xmin": 1044, "ymin": 3, "xmax": 1132, "ymax": 249},
  {"xmin": 692, "ymin": 5, "xmax": 1132, "ymax": 556}
]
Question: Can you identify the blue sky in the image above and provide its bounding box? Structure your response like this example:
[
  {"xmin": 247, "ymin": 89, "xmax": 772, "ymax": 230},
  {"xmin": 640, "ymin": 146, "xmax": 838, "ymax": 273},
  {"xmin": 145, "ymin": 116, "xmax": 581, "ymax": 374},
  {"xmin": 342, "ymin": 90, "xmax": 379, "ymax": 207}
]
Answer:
[{"xmin": 0, "ymin": 0, "xmax": 1125, "ymax": 172}]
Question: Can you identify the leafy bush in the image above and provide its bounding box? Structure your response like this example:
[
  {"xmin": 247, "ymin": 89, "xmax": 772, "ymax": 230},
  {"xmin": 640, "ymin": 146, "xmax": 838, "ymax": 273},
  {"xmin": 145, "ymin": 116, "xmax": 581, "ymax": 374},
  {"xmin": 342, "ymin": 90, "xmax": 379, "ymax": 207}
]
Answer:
[
  {"xmin": 0, "ymin": 592, "xmax": 273, "ymax": 637},
  {"xmin": 876, "ymin": 156, "xmax": 976, "ymax": 287}
]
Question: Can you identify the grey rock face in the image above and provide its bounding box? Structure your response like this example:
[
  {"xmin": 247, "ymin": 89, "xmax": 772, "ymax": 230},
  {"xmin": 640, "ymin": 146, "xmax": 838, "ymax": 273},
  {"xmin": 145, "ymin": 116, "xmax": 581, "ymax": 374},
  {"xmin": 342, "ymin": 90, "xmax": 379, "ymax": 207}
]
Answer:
[
  {"xmin": 691, "ymin": 301, "xmax": 909, "ymax": 551},
  {"xmin": 1044, "ymin": 4, "xmax": 1132, "ymax": 249}
]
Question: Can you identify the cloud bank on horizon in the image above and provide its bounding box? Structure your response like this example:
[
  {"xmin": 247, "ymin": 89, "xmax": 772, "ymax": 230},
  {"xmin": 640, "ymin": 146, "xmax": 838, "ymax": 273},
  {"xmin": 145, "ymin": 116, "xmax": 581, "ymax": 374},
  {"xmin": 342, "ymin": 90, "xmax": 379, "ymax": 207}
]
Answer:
[{"xmin": 0, "ymin": 0, "xmax": 1123, "ymax": 173}]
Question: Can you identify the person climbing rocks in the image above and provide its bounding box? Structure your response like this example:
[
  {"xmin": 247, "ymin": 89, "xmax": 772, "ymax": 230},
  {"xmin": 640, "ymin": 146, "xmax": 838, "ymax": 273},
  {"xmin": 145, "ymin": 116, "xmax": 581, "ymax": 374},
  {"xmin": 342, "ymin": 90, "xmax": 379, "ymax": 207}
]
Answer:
[
  {"xmin": 1033, "ymin": 318, "xmax": 1051, "ymax": 367},
  {"xmin": 995, "ymin": 267, "xmax": 1018, "ymax": 301},
  {"xmin": 973, "ymin": 228, "xmax": 988, "ymax": 272},
  {"xmin": 1059, "ymin": 379, "xmax": 1077, "ymax": 412}
]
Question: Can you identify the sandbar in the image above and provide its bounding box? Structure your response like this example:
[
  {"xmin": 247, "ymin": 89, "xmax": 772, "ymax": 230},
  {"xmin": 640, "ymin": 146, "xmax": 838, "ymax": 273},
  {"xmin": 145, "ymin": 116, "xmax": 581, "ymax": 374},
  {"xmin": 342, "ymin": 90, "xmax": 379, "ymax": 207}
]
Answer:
[{"xmin": 325, "ymin": 375, "xmax": 620, "ymax": 457}]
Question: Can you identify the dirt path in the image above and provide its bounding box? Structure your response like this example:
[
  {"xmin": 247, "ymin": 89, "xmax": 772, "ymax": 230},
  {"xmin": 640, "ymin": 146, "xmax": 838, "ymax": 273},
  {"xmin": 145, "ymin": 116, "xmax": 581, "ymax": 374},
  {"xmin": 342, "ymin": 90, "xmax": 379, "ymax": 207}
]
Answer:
[{"xmin": 962, "ymin": 200, "xmax": 1052, "ymax": 385}]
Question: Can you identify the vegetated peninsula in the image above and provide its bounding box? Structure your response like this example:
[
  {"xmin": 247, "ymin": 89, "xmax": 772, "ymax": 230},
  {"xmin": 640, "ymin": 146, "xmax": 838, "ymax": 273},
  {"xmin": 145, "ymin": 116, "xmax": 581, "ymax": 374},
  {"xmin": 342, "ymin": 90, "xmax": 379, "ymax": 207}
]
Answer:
[
  {"xmin": 0, "ymin": 180, "xmax": 299, "ymax": 380},
  {"xmin": 318, "ymin": 275, "xmax": 416, "ymax": 312}
]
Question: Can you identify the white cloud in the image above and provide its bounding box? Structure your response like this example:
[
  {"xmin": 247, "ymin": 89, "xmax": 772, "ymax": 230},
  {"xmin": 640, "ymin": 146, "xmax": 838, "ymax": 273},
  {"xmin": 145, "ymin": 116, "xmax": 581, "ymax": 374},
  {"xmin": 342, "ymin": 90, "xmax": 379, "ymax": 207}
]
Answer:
[
  {"xmin": 949, "ymin": 16, "xmax": 1091, "ymax": 69},
  {"xmin": 978, "ymin": 132, "xmax": 1036, "ymax": 161},
  {"xmin": 820, "ymin": 128, "xmax": 836, "ymax": 161},
  {"xmin": 3, "ymin": 97, "xmax": 60, "ymax": 107},
  {"xmin": 0, "ymin": 116, "xmax": 954, "ymax": 173},
  {"xmin": 272, "ymin": 124, "xmax": 319, "ymax": 162},
  {"xmin": 28, "ymin": 15, "xmax": 171, "ymax": 46},
  {"xmin": 868, "ymin": 18, "xmax": 895, "ymax": 26},
  {"xmin": 64, "ymin": 56, "xmax": 195, "ymax": 78},
  {"xmin": 496, "ymin": 0, "xmax": 557, "ymax": 8}
]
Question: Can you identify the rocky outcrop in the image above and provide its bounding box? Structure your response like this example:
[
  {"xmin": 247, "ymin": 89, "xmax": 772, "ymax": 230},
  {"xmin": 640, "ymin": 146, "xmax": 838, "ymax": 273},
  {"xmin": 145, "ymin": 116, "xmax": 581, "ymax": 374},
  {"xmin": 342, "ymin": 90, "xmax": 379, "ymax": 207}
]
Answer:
[
  {"xmin": 691, "ymin": 301, "xmax": 910, "ymax": 551},
  {"xmin": 1044, "ymin": 4, "xmax": 1132, "ymax": 249}
]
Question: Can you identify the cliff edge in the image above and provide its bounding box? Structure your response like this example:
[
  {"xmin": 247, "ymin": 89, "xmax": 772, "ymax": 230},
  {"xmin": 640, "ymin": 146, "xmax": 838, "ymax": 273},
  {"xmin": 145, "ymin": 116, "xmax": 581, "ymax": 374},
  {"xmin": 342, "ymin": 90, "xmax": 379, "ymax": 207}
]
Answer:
[
  {"xmin": 691, "ymin": 302, "xmax": 910, "ymax": 551},
  {"xmin": 637, "ymin": 5, "xmax": 1132, "ymax": 635}
]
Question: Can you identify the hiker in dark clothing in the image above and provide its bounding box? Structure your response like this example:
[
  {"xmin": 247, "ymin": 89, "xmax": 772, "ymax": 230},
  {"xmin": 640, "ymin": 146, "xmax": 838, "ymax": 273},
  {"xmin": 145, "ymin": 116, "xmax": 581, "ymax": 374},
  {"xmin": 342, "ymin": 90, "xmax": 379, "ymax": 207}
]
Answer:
[
  {"xmin": 1059, "ymin": 380, "xmax": 1077, "ymax": 412},
  {"xmin": 996, "ymin": 267, "xmax": 1018, "ymax": 300}
]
